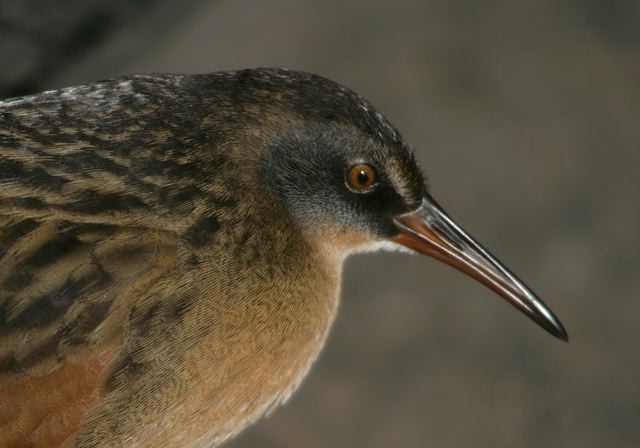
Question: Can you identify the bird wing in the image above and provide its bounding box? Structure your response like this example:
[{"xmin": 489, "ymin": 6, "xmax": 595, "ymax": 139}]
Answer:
[
  {"xmin": 0, "ymin": 77, "xmax": 207, "ymax": 446},
  {"xmin": 0, "ymin": 215, "xmax": 178, "ymax": 446}
]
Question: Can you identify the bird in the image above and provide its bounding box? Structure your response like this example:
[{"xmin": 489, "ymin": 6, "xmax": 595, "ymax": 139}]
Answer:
[{"xmin": 0, "ymin": 68, "xmax": 567, "ymax": 447}]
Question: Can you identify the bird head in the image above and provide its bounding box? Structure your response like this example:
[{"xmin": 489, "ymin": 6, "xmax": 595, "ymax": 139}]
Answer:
[{"xmin": 218, "ymin": 68, "xmax": 567, "ymax": 340}]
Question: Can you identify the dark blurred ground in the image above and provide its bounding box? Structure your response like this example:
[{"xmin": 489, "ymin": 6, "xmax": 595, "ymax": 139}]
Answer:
[
  {"xmin": 3, "ymin": 1, "xmax": 639, "ymax": 447},
  {"xmin": 0, "ymin": 0, "xmax": 208, "ymax": 98}
]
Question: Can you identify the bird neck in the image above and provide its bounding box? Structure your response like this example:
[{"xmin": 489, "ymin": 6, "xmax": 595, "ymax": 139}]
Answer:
[{"xmin": 160, "ymin": 202, "xmax": 344, "ymax": 445}]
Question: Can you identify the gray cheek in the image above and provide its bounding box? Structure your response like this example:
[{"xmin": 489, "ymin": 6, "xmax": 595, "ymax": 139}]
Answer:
[{"xmin": 285, "ymin": 189, "xmax": 353, "ymax": 227}]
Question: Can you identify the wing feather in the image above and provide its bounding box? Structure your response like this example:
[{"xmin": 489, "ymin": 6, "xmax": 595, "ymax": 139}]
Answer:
[
  {"xmin": 0, "ymin": 213, "xmax": 179, "ymax": 446},
  {"xmin": 0, "ymin": 78, "xmax": 201, "ymax": 446}
]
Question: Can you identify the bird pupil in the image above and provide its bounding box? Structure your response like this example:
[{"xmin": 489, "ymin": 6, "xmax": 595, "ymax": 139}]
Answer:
[{"xmin": 357, "ymin": 170, "xmax": 368, "ymax": 185}]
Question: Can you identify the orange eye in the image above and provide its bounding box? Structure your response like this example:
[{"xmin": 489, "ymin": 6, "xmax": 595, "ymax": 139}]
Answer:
[{"xmin": 346, "ymin": 164, "xmax": 376, "ymax": 192}]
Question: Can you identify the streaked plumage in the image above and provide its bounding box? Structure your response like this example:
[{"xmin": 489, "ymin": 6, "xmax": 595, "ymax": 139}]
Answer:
[{"xmin": 0, "ymin": 68, "xmax": 566, "ymax": 447}]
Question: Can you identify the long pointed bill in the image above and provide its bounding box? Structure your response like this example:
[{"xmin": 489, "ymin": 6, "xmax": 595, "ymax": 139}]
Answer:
[{"xmin": 391, "ymin": 194, "xmax": 568, "ymax": 341}]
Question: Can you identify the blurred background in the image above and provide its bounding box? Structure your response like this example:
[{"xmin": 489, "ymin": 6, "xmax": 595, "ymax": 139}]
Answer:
[{"xmin": 2, "ymin": 0, "xmax": 638, "ymax": 446}]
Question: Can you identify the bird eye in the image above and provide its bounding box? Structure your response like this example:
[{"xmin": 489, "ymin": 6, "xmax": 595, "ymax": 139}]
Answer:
[{"xmin": 346, "ymin": 164, "xmax": 377, "ymax": 193}]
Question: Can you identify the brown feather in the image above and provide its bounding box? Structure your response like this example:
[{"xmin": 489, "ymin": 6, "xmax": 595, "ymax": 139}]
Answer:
[{"xmin": 0, "ymin": 69, "xmax": 408, "ymax": 446}]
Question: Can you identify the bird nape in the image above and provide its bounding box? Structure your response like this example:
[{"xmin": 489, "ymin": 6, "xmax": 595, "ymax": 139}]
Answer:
[{"xmin": 0, "ymin": 68, "xmax": 567, "ymax": 447}]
